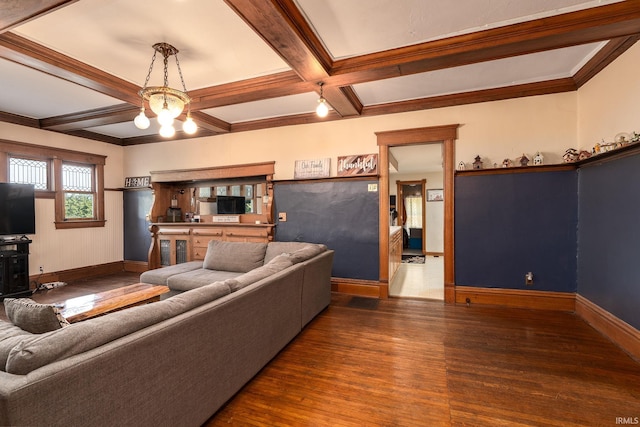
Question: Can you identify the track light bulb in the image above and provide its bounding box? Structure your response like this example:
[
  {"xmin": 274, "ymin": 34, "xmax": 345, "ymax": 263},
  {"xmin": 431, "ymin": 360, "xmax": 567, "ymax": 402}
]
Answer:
[{"xmin": 316, "ymin": 98, "xmax": 329, "ymax": 117}]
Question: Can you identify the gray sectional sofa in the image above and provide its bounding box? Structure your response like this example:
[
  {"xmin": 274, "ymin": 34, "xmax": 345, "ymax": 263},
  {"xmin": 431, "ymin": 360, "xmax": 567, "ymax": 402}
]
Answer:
[{"xmin": 0, "ymin": 240, "xmax": 334, "ymax": 426}]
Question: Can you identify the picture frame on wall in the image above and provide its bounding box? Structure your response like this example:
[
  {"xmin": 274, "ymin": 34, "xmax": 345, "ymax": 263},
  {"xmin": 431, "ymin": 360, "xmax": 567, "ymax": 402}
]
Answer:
[{"xmin": 427, "ymin": 189, "xmax": 444, "ymax": 202}]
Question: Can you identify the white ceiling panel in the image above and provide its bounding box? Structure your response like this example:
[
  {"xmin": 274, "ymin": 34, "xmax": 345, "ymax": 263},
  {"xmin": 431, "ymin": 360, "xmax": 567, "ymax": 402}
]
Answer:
[
  {"xmin": 0, "ymin": 59, "xmax": 122, "ymax": 119},
  {"xmin": 12, "ymin": 0, "xmax": 291, "ymax": 89},
  {"xmin": 203, "ymin": 92, "xmax": 325, "ymax": 123},
  {"xmin": 353, "ymin": 43, "xmax": 603, "ymax": 105},
  {"xmin": 296, "ymin": 0, "xmax": 623, "ymax": 59}
]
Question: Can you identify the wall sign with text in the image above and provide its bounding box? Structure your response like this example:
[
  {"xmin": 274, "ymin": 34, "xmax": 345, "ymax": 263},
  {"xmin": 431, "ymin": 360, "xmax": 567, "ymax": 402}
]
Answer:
[
  {"xmin": 337, "ymin": 154, "xmax": 378, "ymax": 177},
  {"xmin": 124, "ymin": 176, "xmax": 150, "ymax": 188},
  {"xmin": 294, "ymin": 158, "xmax": 330, "ymax": 179}
]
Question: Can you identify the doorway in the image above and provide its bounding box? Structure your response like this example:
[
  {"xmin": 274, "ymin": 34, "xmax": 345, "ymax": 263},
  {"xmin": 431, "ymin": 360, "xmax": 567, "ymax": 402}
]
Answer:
[
  {"xmin": 376, "ymin": 125, "xmax": 458, "ymax": 303},
  {"xmin": 396, "ymin": 180, "xmax": 426, "ymax": 256}
]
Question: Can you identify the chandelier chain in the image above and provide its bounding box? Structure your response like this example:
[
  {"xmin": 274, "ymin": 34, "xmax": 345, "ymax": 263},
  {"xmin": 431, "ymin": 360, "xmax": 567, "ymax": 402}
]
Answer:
[
  {"xmin": 141, "ymin": 50, "xmax": 158, "ymax": 91},
  {"xmin": 174, "ymin": 54, "xmax": 189, "ymax": 94}
]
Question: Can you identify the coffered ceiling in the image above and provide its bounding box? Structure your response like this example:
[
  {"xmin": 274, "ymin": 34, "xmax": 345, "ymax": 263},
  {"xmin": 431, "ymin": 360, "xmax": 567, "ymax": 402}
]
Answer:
[{"xmin": 1, "ymin": 0, "xmax": 639, "ymax": 146}]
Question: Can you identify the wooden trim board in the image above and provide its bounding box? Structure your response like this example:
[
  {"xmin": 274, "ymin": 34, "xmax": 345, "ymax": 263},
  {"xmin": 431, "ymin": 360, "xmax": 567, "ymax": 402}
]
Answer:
[
  {"xmin": 455, "ymin": 286, "xmax": 576, "ymax": 311},
  {"xmin": 575, "ymin": 294, "xmax": 640, "ymax": 362},
  {"xmin": 331, "ymin": 278, "xmax": 387, "ymax": 299}
]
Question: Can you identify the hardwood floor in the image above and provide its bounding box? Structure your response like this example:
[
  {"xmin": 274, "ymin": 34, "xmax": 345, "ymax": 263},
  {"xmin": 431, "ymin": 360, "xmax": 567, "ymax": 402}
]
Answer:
[
  {"xmin": 208, "ymin": 295, "xmax": 640, "ymax": 426},
  {"xmin": 2, "ymin": 274, "xmax": 640, "ymax": 425}
]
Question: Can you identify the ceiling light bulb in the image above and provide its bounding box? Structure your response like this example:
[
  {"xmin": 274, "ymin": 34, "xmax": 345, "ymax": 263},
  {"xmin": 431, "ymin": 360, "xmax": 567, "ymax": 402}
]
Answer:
[
  {"xmin": 159, "ymin": 124, "xmax": 175, "ymax": 138},
  {"xmin": 183, "ymin": 116, "xmax": 197, "ymax": 134},
  {"xmin": 157, "ymin": 107, "xmax": 174, "ymax": 126},
  {"xmin": 316, "ymin": 98, "xmax": 329, "ymax": 117},
  {"xmin": 134, "ymin": 110, "xmax": 150, "ymax": 129}
]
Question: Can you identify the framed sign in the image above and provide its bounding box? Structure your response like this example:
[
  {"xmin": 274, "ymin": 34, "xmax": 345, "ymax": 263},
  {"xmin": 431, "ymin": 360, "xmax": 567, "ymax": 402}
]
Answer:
[
  {"xmin": 337, "ymin": 154, "xmax": 378, "ymax": 177},
  {"xmin": 427, "ymin": 189, "xmax": 444, "ymax": 202},
  {"xmin": 294, "ymin": 158, "xmax": 330, "ymax": 179},
  {"xmin": 124, "ymin": 176, "xmax": 150, "ymax": 188}
]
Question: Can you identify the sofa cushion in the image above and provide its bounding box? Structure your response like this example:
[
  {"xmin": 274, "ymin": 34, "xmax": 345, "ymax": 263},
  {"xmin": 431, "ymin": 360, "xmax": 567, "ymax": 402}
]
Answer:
[
  {"xmin": 4, "ymin": 298, "xmax": 70, "ymax": 334},
  {"xmin": 203, "ymin": 240, "xmax": 267, "ymax": 273},
  {"xmin": 166, "ymin": 269, "xmax": 242, "ymax": 292},
  {"xmin": 288, "ymin": 244, "xmax": 327, "ymax": 264},
  {"xmin": 140, "ymin": 261, "xmax": 203, "ymax": 286},
  {"xmin": 5, "ymin": 281, "xmax": 233, "ymax": 375},
  {"xmin": 228, "ymin": 254, "xmax": 294, "ymax": 291},
  {"xmin": 0, "ymin": 321, "xmax": 35, "ymax": 370},
  {"xmin": 264, "ymin": 242, "xmax": 327, "ymax": 264},
  {"xmin": 264, "ymin": 241, "xmax": 315, "ymax": 264}
]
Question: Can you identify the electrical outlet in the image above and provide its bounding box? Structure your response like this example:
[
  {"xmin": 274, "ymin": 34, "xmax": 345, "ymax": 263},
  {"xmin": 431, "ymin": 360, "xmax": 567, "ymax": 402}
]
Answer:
[
  {"xmin": 525, "ymin": 272, "xmax": 533, "ymax": 285},
  {"xmin": 278, "ymin": 212, "xmax": 287, "ymax": 222},
  {"xmin": 39, "ymin": 266, "xmax": 44, "ymax": 273}
]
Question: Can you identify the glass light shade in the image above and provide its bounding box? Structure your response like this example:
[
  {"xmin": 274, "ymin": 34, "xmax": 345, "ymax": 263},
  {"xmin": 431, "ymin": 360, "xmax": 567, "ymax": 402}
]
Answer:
[
  {"xmin": 183, "ymin": 116, "xmax": 197, "ymax": 134},
  {"xmin": 159, "ymin": 124, "xmax": 176, "ymax": 138},
  {"xmin": 157, "ymin": 108, "xmax": 174, "ymax": 126},
  {"xmin": 316, "ymin": 98, "xmax": 329, "ymax": 117},
  {"xmin": 147, "ymin": 91, "xmax": 186, "ymax": 118},
  {"xmin": 134, "ymin": 111, "xmax": 150, "ymax": 129}
]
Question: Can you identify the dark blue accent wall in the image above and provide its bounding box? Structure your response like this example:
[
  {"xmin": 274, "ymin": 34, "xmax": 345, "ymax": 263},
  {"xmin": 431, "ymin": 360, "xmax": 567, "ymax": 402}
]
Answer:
[
  {"xmin": 274, "ymin": 180, "xmax": 379, "ymax": 280},
  {"xmin": 455, "ymin": 170, "xmax": 578, "ymax": 292},
  {"xmin": 577, "ymin": 154, "xmax": 640, "ymax": 330},
  {"xmin": 123, "ymin": 189, "xmax": 153, "ymax": 262}
]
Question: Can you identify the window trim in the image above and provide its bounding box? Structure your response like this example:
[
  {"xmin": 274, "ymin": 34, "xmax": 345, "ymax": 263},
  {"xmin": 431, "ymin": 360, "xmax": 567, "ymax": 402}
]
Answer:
[{"xmin": 1, "ymin": 139, "xmax": 106, "ymax": 229}]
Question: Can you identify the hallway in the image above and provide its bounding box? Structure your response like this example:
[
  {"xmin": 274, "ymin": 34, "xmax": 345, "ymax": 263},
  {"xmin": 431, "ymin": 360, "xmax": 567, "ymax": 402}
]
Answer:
[{"xmin": 389, "ymin": 255, "xmax": 444, "ymax": 300}]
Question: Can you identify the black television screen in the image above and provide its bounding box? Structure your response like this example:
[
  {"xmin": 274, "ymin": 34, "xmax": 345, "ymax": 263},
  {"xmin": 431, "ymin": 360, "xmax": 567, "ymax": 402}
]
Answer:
[
  {"xmin": 0, "ymin": 183, "xmax": 36, "ymax": 236},
  {"xmin": 217, "ymin": 196, "xmax": 245, "ymax": 215}
]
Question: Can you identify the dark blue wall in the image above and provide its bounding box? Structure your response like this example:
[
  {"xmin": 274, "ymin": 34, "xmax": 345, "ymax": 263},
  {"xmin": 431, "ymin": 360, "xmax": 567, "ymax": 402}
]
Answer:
[
  {"xmin": 577, "ymin": 154, "xmax": 640, "ymax": 329},
  {"xmin": 123, "ymin": 189, "xmax": 153, "ymax": 262},
  {"xmin": 455, "ymin": 170, "xmax": 578, "ymax": 292},
  {"xmin": 274, "ymin": 180, "xmax": 379, "ymax": 280}
]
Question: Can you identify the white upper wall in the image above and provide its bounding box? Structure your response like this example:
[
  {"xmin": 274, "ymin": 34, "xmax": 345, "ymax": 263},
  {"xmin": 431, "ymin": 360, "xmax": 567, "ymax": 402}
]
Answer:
[
  {"xmin": 125, "ymin": 91, "xmax": 578, "ymax": 179},
  {"xmin": 577, "ymin": 42, "xmax": 640, "ymax": 149}
]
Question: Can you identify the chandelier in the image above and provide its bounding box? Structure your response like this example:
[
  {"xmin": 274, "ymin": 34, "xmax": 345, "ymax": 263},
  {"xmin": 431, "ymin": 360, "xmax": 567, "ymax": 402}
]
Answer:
[{"xmin": 133, "ymin": 42, "xmax": 197, "ymax": 137}]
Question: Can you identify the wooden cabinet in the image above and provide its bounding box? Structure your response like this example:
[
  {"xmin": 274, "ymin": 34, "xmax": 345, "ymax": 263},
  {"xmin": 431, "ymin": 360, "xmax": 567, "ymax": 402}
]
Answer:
[
  {"xmin": 146, "ymin": 162, "xmax": 276, "ymax": 269},
  {"xmin": 0, "ymin": 239, "xmax": 32, "ymax": 299},
  {"xmin": 150, "ymin": 223, "xmax": 275, "ymax": 267},
  {"xmin": 389, "ymin": 227, "xmax": 403, "ymax": 282}
]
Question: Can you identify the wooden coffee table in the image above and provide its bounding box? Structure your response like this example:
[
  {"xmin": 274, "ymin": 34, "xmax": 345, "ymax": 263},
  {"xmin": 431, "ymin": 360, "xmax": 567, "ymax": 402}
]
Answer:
[{"xmin": 58, "ymin": 283, "xmax": 169, "ymax": 323}]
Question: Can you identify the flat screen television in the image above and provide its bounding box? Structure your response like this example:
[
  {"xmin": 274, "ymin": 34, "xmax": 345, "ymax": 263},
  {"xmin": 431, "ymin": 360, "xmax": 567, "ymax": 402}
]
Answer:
[
  {"xmin": 216, "ymin": 196, "xmax": 245, "ymax": 215},
  {"xmin": 0, "ymin": 182, "xmax": 36, "ymax": 236}
]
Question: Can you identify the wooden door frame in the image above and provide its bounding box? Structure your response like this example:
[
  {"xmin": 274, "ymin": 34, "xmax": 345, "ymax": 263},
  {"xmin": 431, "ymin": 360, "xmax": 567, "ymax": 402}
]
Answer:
[
  {"xmin": 396, "ymin": 179, "xmax": 427, "ymax": 255},
  {"xmin": 376, "ymin": 124, "xmax": 458, "ymax": 303}
]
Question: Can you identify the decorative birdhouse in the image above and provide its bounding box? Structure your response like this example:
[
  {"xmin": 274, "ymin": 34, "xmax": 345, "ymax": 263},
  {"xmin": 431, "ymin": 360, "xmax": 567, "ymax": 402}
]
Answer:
[
  {"xmin": 472, "ymin": 155, "xmax": 483, "ymax": 170},
  {"xmin": 563, "ymin": 148, "xmax": 579, "ymax": 163},
  {"xmin": 518, "ymin": 154, "xmax": 530, "ymax": 167},
  {"xmin": 578, "ymin": 150, "xmax": 591, "ymax": 161},
  {"xmin": 457, "ymin": 161, "xmax": 466, "ymax": 171},
  {"xmin": 502, "ymin": 158, "xmax": 513, "ymax": 168},
  {"xmin": 533, "ymin": 152, "xmax": 543, "ymax": 166}
]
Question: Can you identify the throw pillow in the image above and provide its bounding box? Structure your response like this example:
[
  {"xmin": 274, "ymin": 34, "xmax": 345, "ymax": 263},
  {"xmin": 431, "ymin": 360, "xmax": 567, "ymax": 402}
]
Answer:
[
  {"xmin": 203, "ymin": 240, "xmax": 267, "ymax": 273},
  {"xmin": 4, "ymin": 298, "xmax": 70, "ymax": 334}
]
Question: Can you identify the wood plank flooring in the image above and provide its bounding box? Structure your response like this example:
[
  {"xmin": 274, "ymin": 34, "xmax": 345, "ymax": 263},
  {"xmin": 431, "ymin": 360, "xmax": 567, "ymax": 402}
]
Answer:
[{"xmin": 2, "ymin": 274, "xmax": 640, "ymax": 425}]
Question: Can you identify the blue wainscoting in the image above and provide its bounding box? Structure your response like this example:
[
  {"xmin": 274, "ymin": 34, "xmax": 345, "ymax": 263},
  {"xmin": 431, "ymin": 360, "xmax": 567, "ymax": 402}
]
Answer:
[
  {"xmin": 274, "ymin": 179, "xmax": 379, "ymax": 281},
  {"xmin": 577, "ymin": 153, "xmax": 640, "ymax": 330},
  {"xmin": 455, "ymin": 170, "xmax": 578, "ymax": 292}
]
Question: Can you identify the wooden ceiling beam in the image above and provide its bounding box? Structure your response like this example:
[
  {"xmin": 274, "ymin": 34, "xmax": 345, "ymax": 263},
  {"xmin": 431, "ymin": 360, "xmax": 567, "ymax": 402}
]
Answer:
[
  {"xmin": 40, "ymin": 104, "xmax": 139, "ymax": 131},
  {"xmin": 0, "ymin": 32, "xmax": 141, "ymax": 104},
  {"xmin": 0, "ymin": 0, "xmax": 77, "ymax": 33},
  {"xmin": 224, "ymin": 0, "xmax": 362, "ymax": 117},
  {"xmin": 328, "ymin": 2, "xmax": 640, "ymax": 86},
  {"xmin": 573, "ymin": 35, "xmax": 640, "ymax": 88},
  {"xmin": 189, "ymin": 71, "xmax": 313, "ymax": 110}
]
